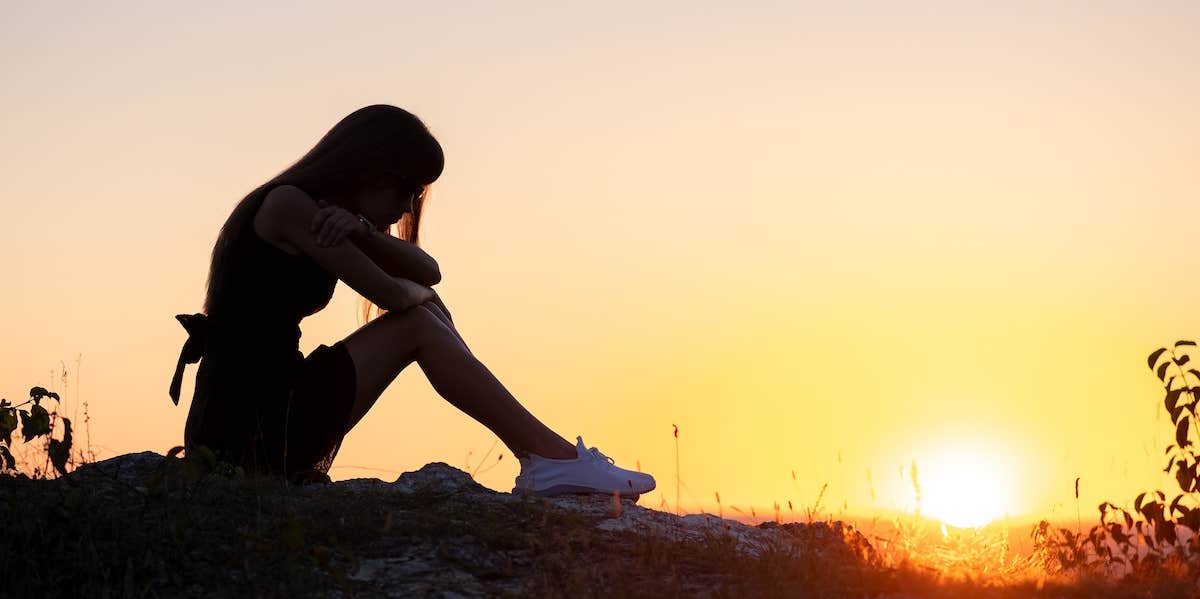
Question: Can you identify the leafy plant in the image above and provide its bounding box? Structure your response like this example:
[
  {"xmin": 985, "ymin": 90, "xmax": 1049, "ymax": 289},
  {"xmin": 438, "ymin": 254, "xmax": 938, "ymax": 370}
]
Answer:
[
  {"xmin": 0, "ymin": 385, "xmax": 72, "ymax": 477},
  {"xmin": 1033, "ymin": 340, "xmax": 1200, "ymax": 578}
]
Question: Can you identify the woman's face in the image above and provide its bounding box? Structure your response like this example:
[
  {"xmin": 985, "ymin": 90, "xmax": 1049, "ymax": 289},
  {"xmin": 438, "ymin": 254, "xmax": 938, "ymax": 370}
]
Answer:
[{"xmin": 353, "ymin": 173, "xmax": 423, "ymax": 230}]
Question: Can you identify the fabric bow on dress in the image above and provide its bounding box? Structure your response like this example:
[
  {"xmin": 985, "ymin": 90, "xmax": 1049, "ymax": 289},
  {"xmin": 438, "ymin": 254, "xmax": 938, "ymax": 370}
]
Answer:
[{"xmin": 169, "ymin": 313, "xmax": 209, "ymax": 405}]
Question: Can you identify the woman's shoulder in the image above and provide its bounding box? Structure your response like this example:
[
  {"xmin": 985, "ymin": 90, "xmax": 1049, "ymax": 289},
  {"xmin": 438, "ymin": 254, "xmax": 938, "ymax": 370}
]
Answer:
[
  {"xmin": 262, "ymin": 184, "xmax": 316, "ymax": 209},
  {"xmin": 255, "ymin": 185, "xmax": 317, "ymax": 256}
]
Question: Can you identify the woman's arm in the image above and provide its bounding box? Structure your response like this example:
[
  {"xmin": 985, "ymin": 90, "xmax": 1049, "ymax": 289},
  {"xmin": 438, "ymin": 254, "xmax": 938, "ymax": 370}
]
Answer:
[
  {"xmin": 307, "ymin": 198, "xmax": 442, "ymax": 286},
  {"xmin": 351, "ymin": 234, "xmax": 441, "ymax": 287},
  {"xmin": 263, "ymin": 186, "xmax": 436, "ymax": 311}
]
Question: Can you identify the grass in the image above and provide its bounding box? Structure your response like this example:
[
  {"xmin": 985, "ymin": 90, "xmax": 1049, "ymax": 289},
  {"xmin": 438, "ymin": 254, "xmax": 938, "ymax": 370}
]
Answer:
[
  {"xmin": 3, "ymin": 462, "xmax": 1199, "ymax": 598},
  {"xmin": 5, "ymin": 359, "xmax": 1200, "ymax": 597}
]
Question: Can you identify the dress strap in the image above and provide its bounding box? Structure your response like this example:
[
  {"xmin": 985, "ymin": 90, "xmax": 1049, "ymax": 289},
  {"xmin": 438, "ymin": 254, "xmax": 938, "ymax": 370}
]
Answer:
[{"xmin": 169, "ymin": 313, "xmax": 209, "ymax": 405}]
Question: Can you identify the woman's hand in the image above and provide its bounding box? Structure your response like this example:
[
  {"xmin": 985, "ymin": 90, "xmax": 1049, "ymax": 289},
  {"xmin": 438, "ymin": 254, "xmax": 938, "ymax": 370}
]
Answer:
[
  {"xmin": 395, "ymin": 278, "xmax": 437, "ymax": 309},
  {"xmin": 311, "ymin": 199, "xmax": 369, "ymax": 247}
]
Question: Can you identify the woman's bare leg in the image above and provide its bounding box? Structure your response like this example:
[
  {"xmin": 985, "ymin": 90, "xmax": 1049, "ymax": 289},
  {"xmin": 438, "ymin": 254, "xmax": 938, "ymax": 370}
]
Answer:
[
  {"xmin": 338, "ymin": 302, "xmax": 575, "ymax": 460},
  {"xmin": 419, "ymin": 296, "xmax": 470, "ymax": 354}
]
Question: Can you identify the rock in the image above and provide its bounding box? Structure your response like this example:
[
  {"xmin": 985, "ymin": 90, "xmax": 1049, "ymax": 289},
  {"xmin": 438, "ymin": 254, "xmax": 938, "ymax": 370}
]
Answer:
[
  {"xmin": 391, "ymin": 462, "xmax": 490, "ymax": 495},
  {"xmin": 67, "ymin": 450, "xmax": 164, "ymax": 486},
  {"xmin": 349, "ymin": 545, "xmax": 490, "ymax": 598},
  {"xmin": 13, "ymin": 455, "xmax": 881, "ymax": 596},
  {"xmin": 536, "ymin": 490, "xmax": 880, "ymax": 563},
  {"xmin": 331, "ymin": 477, "xmax": 392, "ymax": 494}
]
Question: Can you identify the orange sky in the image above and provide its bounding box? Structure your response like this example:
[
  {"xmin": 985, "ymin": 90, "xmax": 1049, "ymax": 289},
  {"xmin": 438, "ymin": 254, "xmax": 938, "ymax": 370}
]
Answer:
[{"xmin": 3, "ymin": 2, "xmax": 1199, "ymax": 527}]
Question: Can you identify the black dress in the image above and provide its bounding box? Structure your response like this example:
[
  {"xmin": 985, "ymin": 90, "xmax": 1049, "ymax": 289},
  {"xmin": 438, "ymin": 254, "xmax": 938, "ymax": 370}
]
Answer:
[{"xmin": 169, "ymin": 197, "xmax": 357, "ymax": 479}]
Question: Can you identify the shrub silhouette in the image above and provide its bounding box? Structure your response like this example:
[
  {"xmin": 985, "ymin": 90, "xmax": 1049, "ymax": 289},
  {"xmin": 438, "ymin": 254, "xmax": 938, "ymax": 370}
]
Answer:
[
  {"xmin": 0, "ymin": 386, "xmax": 71, "ymax": 478},
  {"xmin": 1034, "ymin": 340, "xmax": 1200, "ymax": 578}
]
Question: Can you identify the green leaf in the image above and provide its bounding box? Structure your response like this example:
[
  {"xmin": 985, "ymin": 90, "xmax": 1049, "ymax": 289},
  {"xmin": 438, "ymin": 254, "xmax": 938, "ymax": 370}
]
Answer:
[
  {"xmin": 1150, "ymin": 348, "xmax": 1169, "ymax": 369},
  {"xmin": 1171, "ymin": 494, "xmax": 1185, "ymax": 516},
  {"xmin": 28, "ymin": 386, "xmax": 60, "ymax": 403},
  {"xmin": 1178, "ymin": 341, "xmax": 1198, "ymax": 347},
  {"xmin": 0, "ymin": 445, "xmax": 13, "ymax": 470},
  {"xmin": 1158, "ymin": 362, "xmax": 1172, "ymax": 381},
  {"xmin": 48, "ymin": 418, "xmax": 72, "ymax": 477},
  {"xmin": 20, "ymin": 404, "xmax": 50, "ymax": 443},
  {"xmin": 1186, "ymin": 509, "xmax": 1200, "ymax": 533},
  {"xmin": 48, "ymin": 441, "xmax": 67, "ymax": 476},
  {"xmin": 0, "ymin": 408, "xmax": 17, "ymax": 446},
  {"xmin": 1157, "ymin": 515, "xmax": 1178, "ymax": 545},
  {"xmin": 1143, "ymin": 501, "xmax": 1164, "ymax": 525},
  {"xmin": 1167, "ymin": 388, "xmax": 1186, "ymax": 419}
]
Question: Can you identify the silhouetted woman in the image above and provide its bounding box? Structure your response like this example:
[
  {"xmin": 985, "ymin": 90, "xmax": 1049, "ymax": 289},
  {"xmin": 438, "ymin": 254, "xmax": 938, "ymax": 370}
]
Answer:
[{"xmin": 169, "ymin": 105, "xmax": 655, "ymax": 497}]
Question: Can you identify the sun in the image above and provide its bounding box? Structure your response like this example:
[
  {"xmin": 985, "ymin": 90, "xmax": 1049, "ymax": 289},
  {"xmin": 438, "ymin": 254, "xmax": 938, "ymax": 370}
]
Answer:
[{"xmin": 916, "ymin": 448, "xmax": 1014, "ymax": 529}]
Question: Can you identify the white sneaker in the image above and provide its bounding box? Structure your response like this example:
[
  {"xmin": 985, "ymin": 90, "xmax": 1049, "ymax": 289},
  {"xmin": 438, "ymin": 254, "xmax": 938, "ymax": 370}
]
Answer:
[{"xmin": 512, "ymin": 436, "xmax": 656, "ymax": 498}]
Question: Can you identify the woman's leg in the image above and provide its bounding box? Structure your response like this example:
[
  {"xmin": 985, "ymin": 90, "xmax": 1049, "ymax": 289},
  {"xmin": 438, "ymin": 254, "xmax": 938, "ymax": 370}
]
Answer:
[
  {"xmin": 420, "ymin": 296, "xmax": 470, "ymax": 354},
  {"xmin": 339, "ymin": 301, "xmax": 576, "ymax": 460}
]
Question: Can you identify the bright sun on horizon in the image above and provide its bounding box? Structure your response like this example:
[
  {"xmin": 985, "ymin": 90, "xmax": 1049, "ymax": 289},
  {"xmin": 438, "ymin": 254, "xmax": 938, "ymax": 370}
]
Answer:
[
  {"xmin": 2, "ymin": 3, "xmax": 1198, "ymax": 551},
  {"xmin": 915, "ymin": 447, "xmax": 1015, "ymax": 529}
]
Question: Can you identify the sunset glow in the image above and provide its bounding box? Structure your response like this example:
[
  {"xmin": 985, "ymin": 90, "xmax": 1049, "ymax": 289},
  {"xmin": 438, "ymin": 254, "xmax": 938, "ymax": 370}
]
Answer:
[
  {"xmin": 917, "ymin": 448, "xmax": 1015, "ymax": 529},
  {"xmin": 3, "ymin": 2, "xmax": 1200, "ymax": 537}
]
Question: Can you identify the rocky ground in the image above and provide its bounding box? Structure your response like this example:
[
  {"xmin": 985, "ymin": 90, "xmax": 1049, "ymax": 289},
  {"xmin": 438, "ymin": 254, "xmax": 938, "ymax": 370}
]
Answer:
[
  {"xmin": 335, "ymin": 461, "xmax": 878, "ymax": 597},
  {"xmin": 4, "ymin": 453, "xmax": 1183, "ymax": 598},
  {"xmin": 0, "ymin": 452, "xmax": 882, "ymax": 598}
]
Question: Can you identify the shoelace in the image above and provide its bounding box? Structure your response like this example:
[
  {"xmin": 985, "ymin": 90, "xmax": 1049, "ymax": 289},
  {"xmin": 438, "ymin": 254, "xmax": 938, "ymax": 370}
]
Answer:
[{"xmin": 588, "ymin": 446, "xmax": 615, "ymax": 465}]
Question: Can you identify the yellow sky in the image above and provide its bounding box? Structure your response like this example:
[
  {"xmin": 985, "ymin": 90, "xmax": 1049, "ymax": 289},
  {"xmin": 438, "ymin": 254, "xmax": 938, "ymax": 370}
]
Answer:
[{"xmin": 3, "ymin": 1, "xmax": 1199, "ymax": 525}]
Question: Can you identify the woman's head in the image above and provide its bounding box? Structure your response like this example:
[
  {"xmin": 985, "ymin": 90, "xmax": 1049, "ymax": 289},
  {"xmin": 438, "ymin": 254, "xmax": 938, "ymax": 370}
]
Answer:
[
  {"xmin": 346, "ymin": 170, "xmax": 429, "ymax": 234},
  {"xmin": 278, "ymin": 104, "xmax": 444, "ymax": 233},
  {"xmin": 204, "ymin": 105, "xmax": 443, "ymax": 322}
]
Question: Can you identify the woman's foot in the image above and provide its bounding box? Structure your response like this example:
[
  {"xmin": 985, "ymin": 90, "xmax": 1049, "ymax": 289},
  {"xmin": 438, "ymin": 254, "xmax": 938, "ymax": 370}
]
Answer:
[{"xmin": 512, "ymin": 436, "xmax": 656, "ymax": 499}]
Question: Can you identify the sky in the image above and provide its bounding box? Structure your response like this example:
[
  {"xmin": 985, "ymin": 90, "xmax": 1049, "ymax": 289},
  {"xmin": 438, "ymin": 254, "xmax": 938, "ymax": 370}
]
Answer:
[{"xmin": 2, "ymin": 1, "xmax": 1199, "ymax": 527}]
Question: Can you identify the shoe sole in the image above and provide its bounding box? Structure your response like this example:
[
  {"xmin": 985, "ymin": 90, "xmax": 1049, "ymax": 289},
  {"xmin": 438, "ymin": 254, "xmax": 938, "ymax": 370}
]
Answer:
[{"xmin": 514, "ymin": 483, "xmax": 654, "ymax": 498}]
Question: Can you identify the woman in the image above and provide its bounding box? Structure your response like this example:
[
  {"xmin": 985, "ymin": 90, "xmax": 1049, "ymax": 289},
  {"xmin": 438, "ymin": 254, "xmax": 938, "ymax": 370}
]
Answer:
[{"xmin": 169, "ymin": 104, "xmax": 655, "ymax": 498}]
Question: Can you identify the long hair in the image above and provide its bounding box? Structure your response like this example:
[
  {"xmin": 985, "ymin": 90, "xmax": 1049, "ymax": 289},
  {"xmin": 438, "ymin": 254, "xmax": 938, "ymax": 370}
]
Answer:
[{"xmin": 203, "ymin": 105, "xmax": 444, "ymax": 325}]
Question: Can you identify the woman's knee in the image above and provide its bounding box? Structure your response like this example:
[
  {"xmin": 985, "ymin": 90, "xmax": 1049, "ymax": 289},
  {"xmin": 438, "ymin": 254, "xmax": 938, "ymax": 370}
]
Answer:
[
  {"xmin": 418, "ymin": 300, "xmax": 454, "ymax": 329},
  {"xmin": 380, "ymin": 302, "xmax": 453, "ymax": 342}
]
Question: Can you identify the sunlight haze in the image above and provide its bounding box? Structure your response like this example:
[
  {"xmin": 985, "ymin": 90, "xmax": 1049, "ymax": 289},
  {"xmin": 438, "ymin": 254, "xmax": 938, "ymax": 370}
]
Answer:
[{"xmin": 3, "ymin": 1, "xmax": 1199, "ymax": 527}]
